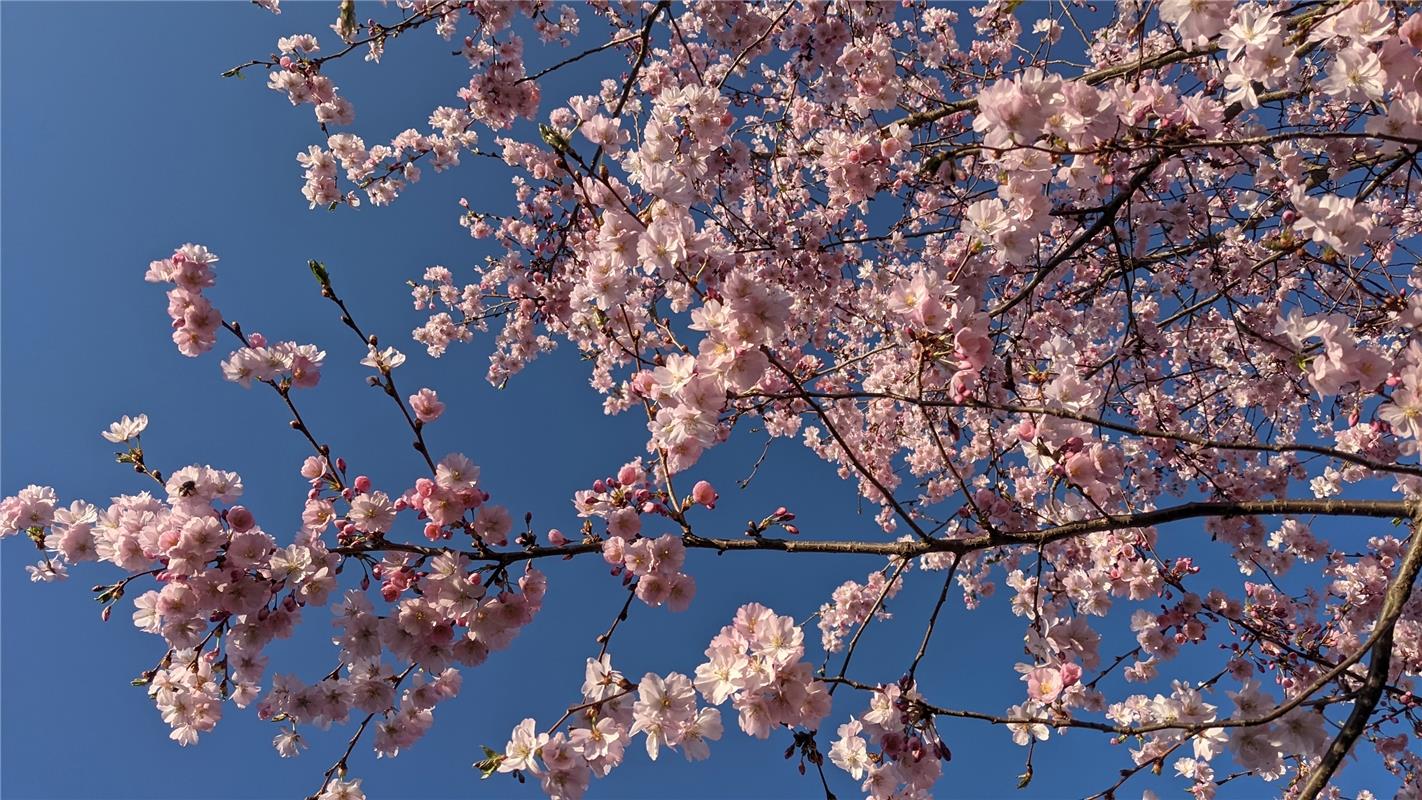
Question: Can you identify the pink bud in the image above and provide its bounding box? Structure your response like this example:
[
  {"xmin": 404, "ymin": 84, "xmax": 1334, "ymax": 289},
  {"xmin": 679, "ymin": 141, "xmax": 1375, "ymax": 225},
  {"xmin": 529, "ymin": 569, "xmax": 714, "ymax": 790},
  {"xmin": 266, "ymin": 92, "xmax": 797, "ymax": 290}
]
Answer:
[
  {"xmin": 415, "ymin": 478, "xmax": 435, "ymax": 498},
  {"xmin": 691, "ymin": 480, "xmax": 718, "ymax": 509},
  {"xmin": 548, "ymin": 529, "xmax": 567, "ymax": 546},
  {"xmin": 354, "ymin": 475, "xmax": 372, "ymax": 493},
  {"xmin": 424, "ymin": 523, "xmax": 442, "ymax": 541},
  {"xmin": 226, "ymin": 505, "xmax": 255, "ymax": 532},
  {"xmin": 101, "ymin": 605, "xmax": 113, "ymax": 622},
  {"xmin": 784, "ymin": 524, "xmax": 799, "ymax": 535},
  {"xmin": 336, "ymin": 457, "xmax": 347, "ymax": 472},
  {"xmin": 592, "ymin": 479, "xmax": 606, "ymax": 493}
]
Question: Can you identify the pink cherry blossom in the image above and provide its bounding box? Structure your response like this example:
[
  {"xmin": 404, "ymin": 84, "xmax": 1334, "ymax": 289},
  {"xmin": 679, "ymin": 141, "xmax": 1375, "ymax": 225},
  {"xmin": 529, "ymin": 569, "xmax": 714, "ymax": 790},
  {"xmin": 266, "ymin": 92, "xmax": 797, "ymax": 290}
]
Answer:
[{"xmin": 10, "ymin": 4, "xmax": 1422, "ymax": 799}]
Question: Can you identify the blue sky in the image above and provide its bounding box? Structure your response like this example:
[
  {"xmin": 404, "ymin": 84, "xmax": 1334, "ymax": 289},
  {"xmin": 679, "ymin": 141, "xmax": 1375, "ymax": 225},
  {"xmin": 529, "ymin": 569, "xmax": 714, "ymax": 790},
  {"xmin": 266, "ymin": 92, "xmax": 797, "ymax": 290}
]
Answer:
[{"xmin": 0, "ymin": 3, "xmax": 1394, "ymax": 800}]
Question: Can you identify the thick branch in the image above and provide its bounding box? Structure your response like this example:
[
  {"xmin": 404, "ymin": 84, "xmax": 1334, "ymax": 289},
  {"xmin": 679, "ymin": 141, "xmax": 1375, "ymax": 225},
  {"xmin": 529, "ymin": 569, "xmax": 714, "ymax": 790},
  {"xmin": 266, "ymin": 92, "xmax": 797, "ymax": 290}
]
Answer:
[
  {"xmin": 337, "ymin": 499, "xmax": 1417, "ymax": 566},
  {"xmin": 1295, "ymin": 511, "xmax": 1422, "ymax": 800}
]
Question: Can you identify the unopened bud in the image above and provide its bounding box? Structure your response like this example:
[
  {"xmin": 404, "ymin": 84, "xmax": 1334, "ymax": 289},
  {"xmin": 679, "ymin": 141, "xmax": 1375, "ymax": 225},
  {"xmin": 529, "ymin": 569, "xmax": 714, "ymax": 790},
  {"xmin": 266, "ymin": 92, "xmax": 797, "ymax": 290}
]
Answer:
[{"xmin": 691, "ymin": 480, "xmax": 718, "ymax": 509}]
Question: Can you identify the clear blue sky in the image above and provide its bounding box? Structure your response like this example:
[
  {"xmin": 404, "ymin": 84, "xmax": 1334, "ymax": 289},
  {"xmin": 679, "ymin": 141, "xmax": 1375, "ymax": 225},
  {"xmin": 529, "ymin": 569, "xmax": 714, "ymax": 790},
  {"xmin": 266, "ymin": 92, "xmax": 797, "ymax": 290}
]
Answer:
[{"xmin": 0, "ymin": 3, "xmax": 1389, "ymax": 799}]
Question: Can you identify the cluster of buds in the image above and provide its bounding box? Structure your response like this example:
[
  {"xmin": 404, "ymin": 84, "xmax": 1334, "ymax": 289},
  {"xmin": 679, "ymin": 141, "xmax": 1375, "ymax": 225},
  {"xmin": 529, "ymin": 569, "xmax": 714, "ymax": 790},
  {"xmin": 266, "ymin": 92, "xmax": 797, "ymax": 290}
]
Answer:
[{"xmin": 745, "ymin": 506, "xmax": 797, "ymax": 538}]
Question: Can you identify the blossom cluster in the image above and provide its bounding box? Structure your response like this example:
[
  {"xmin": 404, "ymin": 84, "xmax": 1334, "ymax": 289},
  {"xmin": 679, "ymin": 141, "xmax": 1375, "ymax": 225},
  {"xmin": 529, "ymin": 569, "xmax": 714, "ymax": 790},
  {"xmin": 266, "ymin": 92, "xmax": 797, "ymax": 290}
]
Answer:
[
  {"xmin": 144, "ymin": 244, "xmax": 222, "ymax": 357},
  {"xmin": 495, "ymin": 656, "xmax": 722, "ymax": 800},
  {"xmin": 693, "ymin": 604, "xmax": 830, "ymax": 738},
  {"xmin": 8, "ymin": 1, "xmax": 1422, "ymax": 798},
  {"xmin": 575, "ymin": 459, "xmax": 698, "ymax": 611}
]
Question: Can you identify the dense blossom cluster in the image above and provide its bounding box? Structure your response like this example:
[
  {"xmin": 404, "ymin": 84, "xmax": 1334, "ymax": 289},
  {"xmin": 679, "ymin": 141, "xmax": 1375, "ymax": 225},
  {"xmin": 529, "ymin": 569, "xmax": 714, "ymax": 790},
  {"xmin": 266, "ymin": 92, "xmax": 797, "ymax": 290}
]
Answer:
[
  {"xmin": 7, "ymin": 0, "xmax": 1422, "ymax": 798},
  {"xmin": 694, "ymin": 604, "xmax": 830, "ymax": 737},
  {"xmin": 144, "ymin": 244, "xmax": 222, "ymax": 357},
  {"xmin": 493, "ymin": 655, "xmax": 724, "ymax": 799}
]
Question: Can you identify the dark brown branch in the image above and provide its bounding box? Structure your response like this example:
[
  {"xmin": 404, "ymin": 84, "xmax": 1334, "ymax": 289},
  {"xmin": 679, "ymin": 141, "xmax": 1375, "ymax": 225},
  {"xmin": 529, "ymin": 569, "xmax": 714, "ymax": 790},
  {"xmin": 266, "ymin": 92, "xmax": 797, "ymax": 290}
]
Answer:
[
  {"xmin": 1295, "ymin": 511, "xmax": 1422, "ymax": 800},
  {"xmin": 335, "ymin": 499, "xmax": 1417, "ymax": 565},
  {"xmin": 747, "ymin": 390, "xmax": 1422, "ymax": 478},
  {"xmin": 907, "ymin": 554, "xmax": 962, "ymax": 683},
  {"xmin": 829, "ymin": 558, "xmax": 910, "ymax": 696}
]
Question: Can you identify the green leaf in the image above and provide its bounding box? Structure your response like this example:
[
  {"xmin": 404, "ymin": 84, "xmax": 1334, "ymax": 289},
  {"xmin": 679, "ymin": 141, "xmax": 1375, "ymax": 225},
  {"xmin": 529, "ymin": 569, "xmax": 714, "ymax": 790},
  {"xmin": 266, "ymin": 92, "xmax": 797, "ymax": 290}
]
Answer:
[
  {"xmin": 336, "ymin": 0, "xmax": 358, "ymax": 39},
  {"xmin": 1016, "ymin": 764, "xmax": 1033, "ymax": 789},
  {"xmin": 308, "ymin": 260, "xmax": 331, "ymax": 289},
  {"xmin": 538, "ymin": 123, "xmax": 570, "ymax": 154},
  {"xmin": 474, "ymin": 746, "xmax": 505, "ymax": 779}
]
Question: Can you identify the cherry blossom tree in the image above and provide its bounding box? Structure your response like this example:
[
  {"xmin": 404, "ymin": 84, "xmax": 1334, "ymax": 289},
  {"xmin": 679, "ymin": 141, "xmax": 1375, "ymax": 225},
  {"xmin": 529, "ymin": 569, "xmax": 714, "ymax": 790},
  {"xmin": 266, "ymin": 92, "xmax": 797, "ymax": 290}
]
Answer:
[{"xmin": 6, "ymin": 1, "xmax": 1422, "ymax": 799}]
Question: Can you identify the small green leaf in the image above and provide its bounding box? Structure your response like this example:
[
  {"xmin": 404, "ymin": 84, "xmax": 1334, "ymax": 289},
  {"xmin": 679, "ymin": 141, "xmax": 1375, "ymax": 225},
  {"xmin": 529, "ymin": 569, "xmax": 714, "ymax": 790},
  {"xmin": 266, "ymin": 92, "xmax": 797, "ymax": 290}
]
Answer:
[
  {"xmin": 336, "ymin": 0, "xmax": 358, "ymax": 39},
  {"xmin": 1016, "ymin": 764, "xmax": 1033, "ymax": 789},
  {"xmin": 474, "ymin": 746, "xmax": 505, "ymax": 779},
  {"xmin": 538, "ymin": 123, "xmax": 570, "ymax": 154},
  {"xmin": 308, "ymin": 260, "xmax": 331, "ymax": 288}
]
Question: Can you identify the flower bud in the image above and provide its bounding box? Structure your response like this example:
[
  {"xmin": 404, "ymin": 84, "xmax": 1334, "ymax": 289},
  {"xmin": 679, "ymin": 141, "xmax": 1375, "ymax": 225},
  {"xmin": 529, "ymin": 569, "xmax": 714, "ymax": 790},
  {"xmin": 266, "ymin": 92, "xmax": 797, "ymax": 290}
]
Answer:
[
  {"xmin": 691, "ymin": 480, "xmax": 718, "ymax": 509},
  {"xmin": 226, "ymin": 505, "xmax": 255, "ymax": 532}
]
